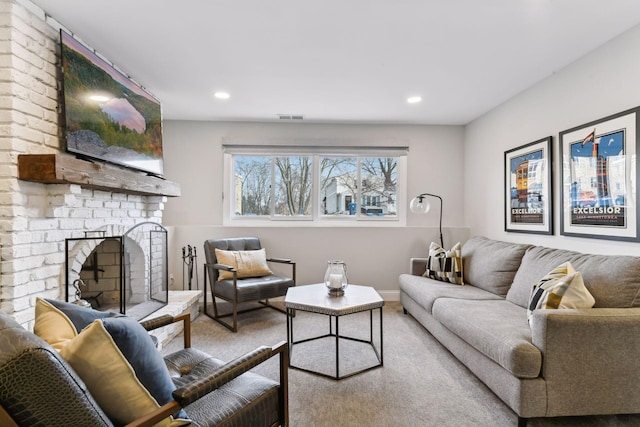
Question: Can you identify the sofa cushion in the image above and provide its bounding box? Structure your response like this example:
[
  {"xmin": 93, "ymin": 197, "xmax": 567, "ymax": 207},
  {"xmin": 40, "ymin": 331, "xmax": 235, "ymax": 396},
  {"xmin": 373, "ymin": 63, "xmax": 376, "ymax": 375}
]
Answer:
[
  {"xmin": 399, "ymin": 274, "xmax": 502, "ymax": 314},
  {"xmin": 423, "ymin": 242, "xmax": 463, "ymax": 285},
  {"xmin": 507, "ymin": 246, "xmax": 578, "ymax": 308},
  {"xmin": 570, "ymin": 253, "xmax": 640, "ymax": 308},
  {"xmin": 461, "ymin": 236, "xmax": 531, "ymax": 297},
  {"xmin": 432, "ymin": 298, "xmax": 542, "ymax": 378},
  {"xmin": 527, "ymin": 262, "xmax": 595, "ymax": 322},
  {"xmin": 507, "ymin": 246, "xmax": 640, "ymax": 309}
]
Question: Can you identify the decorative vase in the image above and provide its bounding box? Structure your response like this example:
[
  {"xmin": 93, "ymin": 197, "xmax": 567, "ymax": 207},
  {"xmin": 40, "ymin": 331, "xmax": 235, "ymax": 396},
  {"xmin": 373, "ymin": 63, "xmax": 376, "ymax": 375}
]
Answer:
[{"xmin": 324, "ymin": 260, "xmax": 348, "ymax": 296}]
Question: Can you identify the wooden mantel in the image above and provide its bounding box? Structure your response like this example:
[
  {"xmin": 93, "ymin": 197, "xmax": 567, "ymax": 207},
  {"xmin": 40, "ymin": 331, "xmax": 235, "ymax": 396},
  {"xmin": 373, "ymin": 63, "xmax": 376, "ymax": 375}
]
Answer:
[{"xmin": 18, "ymin": 154, "xmax": 181, "ymax": 197}]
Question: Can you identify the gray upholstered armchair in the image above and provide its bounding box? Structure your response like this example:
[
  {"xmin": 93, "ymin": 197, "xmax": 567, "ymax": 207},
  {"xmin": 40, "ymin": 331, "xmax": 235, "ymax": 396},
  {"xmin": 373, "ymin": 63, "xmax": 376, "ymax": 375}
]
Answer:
[
  {"xmin": 203, "ymin": 237, "xmax": 296, "ymax": 332},
  {"xmin": 0, "ymin": 310, "xmax": 289, "ymax": 427}
]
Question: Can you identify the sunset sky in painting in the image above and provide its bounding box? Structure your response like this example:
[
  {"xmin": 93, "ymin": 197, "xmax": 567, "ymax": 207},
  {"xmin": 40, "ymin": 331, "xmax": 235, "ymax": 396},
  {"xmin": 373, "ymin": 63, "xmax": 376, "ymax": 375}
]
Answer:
[{"xmin": 61, "ymin": 31, "xmax": 159, "ymax": 104}]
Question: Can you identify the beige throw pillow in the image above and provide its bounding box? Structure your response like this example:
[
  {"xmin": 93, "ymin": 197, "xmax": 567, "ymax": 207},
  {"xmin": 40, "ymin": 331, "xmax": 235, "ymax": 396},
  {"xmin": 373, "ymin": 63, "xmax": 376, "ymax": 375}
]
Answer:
[
  {"xmin": 215, "ymin": 248, "xmax": 273, "ymax": 280},
  {"xmin": 527, "ymin": 261, "xmax": 595, "ymax": 323}
]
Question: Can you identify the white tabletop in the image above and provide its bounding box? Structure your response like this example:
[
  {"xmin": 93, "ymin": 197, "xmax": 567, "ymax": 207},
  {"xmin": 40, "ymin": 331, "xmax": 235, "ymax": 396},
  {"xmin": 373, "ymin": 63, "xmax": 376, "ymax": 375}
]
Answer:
[{"xmin": 284, "ymin": 283, "xmax": 384, "ymax": 315}]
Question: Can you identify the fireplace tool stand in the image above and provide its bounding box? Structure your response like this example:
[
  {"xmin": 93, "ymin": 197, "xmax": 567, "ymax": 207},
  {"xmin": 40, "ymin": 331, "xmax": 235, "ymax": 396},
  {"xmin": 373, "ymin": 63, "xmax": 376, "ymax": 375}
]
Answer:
[{"xmin": 182, "ymin": 245, "xmax": 199, "ymax": 290}]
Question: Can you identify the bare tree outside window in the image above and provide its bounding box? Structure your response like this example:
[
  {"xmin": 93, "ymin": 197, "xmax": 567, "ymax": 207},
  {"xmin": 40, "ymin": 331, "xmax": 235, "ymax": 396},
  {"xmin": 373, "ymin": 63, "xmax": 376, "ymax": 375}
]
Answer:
[
  {"xmin": 234, "ymin": 156, "xmax": 271, "ymax": 216},
  {"xmin": 274, "ymin": 156, "xmax": 312, "ymax": 216},
  {"xmin": 361, "ymin": 157, "xmax": 397, "ymax": 216}
]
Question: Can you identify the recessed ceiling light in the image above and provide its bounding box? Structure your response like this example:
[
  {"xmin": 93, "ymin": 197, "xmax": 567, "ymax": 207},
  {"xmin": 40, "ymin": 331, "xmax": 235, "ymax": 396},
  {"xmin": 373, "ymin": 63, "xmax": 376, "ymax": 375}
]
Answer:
[
  {"xmin": 407, "ymin": 96, "xmax": 422, "ymax": 104},
  {"xmin": 214, "ymin": 91, "xmax": 230, "ymax": 100}
]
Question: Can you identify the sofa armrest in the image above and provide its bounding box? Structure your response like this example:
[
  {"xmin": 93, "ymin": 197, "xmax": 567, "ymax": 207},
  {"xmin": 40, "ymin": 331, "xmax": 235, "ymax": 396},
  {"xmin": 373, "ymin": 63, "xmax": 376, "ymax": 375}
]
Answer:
[
  {"xmin": 409, "ymin": 258, "xmax": 428, "ymax": 276},
  {"xmin": 530, "ymin": 307, "xmax": 640, "ymax": 416}
]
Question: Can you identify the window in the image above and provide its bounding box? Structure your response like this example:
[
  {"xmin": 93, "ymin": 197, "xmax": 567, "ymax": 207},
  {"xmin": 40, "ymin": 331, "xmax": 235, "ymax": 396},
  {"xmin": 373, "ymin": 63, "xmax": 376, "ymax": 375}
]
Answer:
[{"xmin": 224, "ymin": 145, "xmax": 407, "ymax": 224}]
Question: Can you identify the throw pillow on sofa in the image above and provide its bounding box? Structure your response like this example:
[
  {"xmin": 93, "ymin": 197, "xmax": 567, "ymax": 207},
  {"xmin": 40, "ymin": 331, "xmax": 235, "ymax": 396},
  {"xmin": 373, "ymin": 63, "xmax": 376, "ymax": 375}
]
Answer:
[
  {"xmin": 423, "ymin": 241, "xmax": 464, "ymax": 285},
  {"xmin": 527, "ymin": 261, "xmax": 595, "ymax": 323}
]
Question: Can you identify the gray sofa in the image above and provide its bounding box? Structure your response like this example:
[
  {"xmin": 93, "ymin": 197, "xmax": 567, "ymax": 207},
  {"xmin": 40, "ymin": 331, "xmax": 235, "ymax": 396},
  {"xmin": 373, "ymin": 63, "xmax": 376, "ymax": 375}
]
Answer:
[{"xmin": 399, "ymin": 236, "xmax": 640, "ymax": 425}]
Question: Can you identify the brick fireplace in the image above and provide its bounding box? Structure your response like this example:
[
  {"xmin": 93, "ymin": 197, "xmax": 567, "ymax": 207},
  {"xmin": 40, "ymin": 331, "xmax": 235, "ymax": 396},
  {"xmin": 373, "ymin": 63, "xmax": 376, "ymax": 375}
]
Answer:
[
  {"xmin": 6, "ymin": 179, "xmax": 169, "ymax": 326},
  {"xmin": 0, "ymin": 1, "xmax": 181, "ymax": 329}
]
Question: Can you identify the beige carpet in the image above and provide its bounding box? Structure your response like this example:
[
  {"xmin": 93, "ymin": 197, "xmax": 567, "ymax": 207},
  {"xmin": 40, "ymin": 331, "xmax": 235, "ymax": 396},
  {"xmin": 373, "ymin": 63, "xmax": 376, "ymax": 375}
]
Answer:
[{"xmin": 162, "ymin": 301, "xmax": 640, "ymax": 427}]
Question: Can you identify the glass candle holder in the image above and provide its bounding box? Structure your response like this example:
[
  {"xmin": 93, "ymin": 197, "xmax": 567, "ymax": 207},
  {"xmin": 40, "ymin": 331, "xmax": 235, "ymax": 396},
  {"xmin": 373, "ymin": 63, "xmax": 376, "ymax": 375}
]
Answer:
[{"xmin": 324, "ymin": 260, "xmax": 348, "ymax": 296}]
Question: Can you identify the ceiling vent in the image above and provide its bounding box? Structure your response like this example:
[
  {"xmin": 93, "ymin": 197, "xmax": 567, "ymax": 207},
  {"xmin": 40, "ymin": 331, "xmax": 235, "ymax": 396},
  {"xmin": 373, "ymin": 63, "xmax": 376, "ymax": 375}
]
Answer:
[{"xmin": 278, "ymin": 114, "xmax": 304, "ymax": 120}]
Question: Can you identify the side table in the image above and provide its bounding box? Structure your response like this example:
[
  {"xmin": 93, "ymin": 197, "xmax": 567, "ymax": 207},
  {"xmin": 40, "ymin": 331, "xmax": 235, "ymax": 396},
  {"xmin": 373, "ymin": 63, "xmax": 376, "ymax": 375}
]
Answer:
[{"xmin": 284, "ymin": 283, "xmax": 384, "ymax": 380}]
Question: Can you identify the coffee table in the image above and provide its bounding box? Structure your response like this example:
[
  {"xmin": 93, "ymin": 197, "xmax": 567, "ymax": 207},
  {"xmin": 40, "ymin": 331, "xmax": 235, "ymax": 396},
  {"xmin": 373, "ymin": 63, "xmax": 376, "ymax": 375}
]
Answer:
[{"xmin": 284, "ymin": 283, "xmax": 384, "ymax": 380}]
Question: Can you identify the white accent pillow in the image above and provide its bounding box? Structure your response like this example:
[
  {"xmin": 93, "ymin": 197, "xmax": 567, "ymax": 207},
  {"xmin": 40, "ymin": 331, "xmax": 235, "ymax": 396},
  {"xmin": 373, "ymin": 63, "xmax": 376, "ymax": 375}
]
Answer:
[
  {"xmin": 527, "ymin": 261, "xmax": 595, "ymax": 323},
  {"xmin": 422, "ymin": 242, "xmax": 464, "ymax": 285}
]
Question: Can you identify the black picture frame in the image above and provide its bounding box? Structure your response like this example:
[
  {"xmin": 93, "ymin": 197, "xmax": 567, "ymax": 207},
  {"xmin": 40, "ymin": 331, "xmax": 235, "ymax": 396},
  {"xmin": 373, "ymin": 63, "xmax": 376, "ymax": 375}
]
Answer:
[
  {"xmin": 504, "ymin": 136, "xmax": 553, "ymax": 235},
  {"xmin": 559, "ymin": 106, "xmax": 640, "ymax": 241}
]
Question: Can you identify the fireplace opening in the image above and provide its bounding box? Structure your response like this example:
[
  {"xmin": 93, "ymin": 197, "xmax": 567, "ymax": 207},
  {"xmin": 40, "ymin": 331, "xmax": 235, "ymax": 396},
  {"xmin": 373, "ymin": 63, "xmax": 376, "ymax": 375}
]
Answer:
[{"xmin": 65, "ymin": 222, "xmax": 168, "ymax": 320}]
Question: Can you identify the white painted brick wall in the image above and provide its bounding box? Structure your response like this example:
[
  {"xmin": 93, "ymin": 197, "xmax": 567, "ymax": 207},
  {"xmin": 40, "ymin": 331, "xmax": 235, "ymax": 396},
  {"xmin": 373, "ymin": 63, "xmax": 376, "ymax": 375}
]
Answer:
[{"xmin": 0, "ymin": 1, "xmax": 166, "ymax": 329}]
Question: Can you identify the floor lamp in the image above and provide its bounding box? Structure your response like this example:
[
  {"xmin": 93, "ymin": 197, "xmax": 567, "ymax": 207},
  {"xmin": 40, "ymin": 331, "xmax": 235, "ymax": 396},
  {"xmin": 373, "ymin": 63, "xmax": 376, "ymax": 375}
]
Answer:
[{"xmin": 410, "ymin": 193, "xmax": 444, "ymax": 248}]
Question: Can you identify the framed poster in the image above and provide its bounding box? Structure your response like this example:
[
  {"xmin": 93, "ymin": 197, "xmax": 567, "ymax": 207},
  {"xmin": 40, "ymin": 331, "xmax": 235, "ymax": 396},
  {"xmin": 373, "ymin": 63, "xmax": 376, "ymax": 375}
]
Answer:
[
  {"xmin": 559, "ymin": 106, "xmax": 639, "ymax": 241},
  {"xmin": 504, "ymin": 136, "xmax": 553, "ymax": 234}
]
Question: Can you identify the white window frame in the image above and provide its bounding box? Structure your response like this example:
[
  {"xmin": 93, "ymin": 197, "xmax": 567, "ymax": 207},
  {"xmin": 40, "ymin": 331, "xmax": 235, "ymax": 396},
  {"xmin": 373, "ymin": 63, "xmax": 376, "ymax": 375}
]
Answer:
[{"xmin": 222, "ymin": 144, "xmax": 408, "ymax": 227}]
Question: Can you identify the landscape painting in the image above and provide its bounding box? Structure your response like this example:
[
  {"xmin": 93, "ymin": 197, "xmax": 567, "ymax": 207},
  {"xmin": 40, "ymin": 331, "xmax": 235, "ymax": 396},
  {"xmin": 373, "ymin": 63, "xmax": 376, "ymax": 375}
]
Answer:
[{"xmin": 60, "ymin": 30, "xmax": 164, "ymax": 176}]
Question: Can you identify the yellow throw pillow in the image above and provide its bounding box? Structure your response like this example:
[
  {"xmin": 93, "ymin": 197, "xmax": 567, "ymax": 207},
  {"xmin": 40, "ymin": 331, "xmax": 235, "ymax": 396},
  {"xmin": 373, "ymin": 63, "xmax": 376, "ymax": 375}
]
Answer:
[
  {"xmin": 34, "ymin": 298, "xmax": 78, "ymax": 351},
  {"xmin": 215, "ymin": 248, "xmax": 273, "ymax": 280},
  {"xmin": 60, "ymin": 320, "xmax": 165, "ymax": 426}
]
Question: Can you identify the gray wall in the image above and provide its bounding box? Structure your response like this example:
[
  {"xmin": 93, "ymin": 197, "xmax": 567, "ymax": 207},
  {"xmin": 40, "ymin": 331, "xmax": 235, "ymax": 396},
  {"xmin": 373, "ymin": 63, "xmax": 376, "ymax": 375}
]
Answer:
[
  {"xmin": 162, "ymin": 122, "xmax": 467, "ymax": 297},
  {"xmin": 162, "ymin": 22, "xmax": 640, "ymax": 296},
  {"xmin": 464, "ymin": 23, "xmax": 640, "ymax": 256}
]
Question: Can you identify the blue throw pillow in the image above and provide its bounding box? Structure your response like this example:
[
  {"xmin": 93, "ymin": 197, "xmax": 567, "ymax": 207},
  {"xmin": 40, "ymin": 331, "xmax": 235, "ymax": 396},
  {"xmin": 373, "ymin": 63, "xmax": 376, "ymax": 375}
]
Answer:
[
  {"xmin": 102, "ymin": 316, "xmax": 180, "ymax": 416},
  {"xmin": 45, "ymin": 298, "xmax": 117, "ymax": 330}
]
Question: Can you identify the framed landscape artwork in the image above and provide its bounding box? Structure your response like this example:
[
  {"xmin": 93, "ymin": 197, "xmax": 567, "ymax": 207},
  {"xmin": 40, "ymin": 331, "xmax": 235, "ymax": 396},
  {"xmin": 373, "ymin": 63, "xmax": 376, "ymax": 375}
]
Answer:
[
  {"xmin": 559, "ymin": 107, "xmax": 640, "ymax": 241},
  {"xmin": 504, "ymin": 136, "xmax": 553, "ymax": 235}
]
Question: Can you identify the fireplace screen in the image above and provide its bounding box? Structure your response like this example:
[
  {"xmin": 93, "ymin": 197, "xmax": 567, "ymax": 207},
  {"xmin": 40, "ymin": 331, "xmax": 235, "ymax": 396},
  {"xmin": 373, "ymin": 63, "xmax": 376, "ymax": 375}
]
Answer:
[{"xmin": 64, "ymin": 222, "xmax": 168, "ymax": 320}]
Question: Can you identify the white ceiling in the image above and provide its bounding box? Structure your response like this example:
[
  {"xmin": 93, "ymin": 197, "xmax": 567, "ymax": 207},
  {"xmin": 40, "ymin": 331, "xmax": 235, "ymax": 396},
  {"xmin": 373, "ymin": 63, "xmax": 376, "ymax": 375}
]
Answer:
[{"xmin": 30, "ymin": 0, "xmax": 640, "ymax": 125}]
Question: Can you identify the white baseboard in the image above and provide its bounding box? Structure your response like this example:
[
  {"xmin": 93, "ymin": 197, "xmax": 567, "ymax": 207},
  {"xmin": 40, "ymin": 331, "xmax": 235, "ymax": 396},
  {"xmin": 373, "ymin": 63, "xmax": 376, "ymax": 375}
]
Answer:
[{"xmin": 377, "ymin": 290, "xmax": 400, "ymax": 301}]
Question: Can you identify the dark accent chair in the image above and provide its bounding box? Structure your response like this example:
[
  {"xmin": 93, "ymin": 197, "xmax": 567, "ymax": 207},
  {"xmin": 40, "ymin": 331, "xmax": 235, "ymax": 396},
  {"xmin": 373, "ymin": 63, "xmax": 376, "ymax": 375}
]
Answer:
[
  {"xmin": 0, "ymin": 311, "xmax": 289, "ymax": 427},
  {"xmin": 203, "ymin": 237, "xmax": 296, "ymax": 332}
]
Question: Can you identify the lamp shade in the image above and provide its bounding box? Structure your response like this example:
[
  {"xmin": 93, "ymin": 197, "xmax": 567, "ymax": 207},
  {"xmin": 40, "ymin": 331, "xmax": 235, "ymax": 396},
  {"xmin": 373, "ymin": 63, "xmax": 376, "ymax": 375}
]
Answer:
[{"xmin": 410, "ymin": 196, "xmax": 431, "ymax": 214}]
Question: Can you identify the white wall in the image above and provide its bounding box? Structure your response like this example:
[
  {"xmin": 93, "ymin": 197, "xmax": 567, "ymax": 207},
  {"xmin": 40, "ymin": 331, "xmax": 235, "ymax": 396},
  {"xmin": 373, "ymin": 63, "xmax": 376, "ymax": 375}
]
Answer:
[
  {"xmin": 161, "ymin": 121, "xmax": 468, "ymax": 296},
  {"xmin": 464, "ymin": 23, "xmax": 640, "ymax": 256}
]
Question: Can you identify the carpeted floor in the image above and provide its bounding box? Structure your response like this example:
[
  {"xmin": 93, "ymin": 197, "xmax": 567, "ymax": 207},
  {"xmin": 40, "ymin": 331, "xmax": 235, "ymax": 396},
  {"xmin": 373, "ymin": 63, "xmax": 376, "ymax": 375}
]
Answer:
[{"xmin": 162, "ymin": 301, "xmax": 640, "ymax": 427}]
